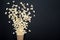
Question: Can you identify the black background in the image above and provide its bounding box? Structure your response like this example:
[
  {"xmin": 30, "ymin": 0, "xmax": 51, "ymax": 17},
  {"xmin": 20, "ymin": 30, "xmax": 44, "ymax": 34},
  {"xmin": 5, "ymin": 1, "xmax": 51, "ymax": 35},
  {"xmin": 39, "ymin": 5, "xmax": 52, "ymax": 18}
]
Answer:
[{"xmin": 0, "ymin": 0, "xmax": 60, "ymax": 40}]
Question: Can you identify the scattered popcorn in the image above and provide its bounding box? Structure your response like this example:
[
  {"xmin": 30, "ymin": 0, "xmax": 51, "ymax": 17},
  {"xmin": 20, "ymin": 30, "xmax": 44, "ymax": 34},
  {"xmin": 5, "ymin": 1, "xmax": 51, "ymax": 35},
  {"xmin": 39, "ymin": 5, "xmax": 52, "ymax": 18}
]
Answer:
[{"xmin": 5, "ymin": 1, "xmax": 35, "ymax": 35}]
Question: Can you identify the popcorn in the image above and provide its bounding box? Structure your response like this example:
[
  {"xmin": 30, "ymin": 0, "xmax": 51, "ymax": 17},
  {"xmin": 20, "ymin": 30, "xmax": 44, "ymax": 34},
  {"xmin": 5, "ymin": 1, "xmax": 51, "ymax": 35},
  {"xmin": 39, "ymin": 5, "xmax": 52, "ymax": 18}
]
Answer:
[
  {"xmin": 30, "ymin": 8, "xmax": 33, "ymax": 10},
  {"xmin": 12, "ymin": 1, "xmax": 15, "ymax": 3},
  {"xmin": 5, "ymin": 12, "xmax": 7, "ymax": 15},
  {"xmin": 26, "ymin": 3, "xmax": 29, "ymax": 6},
  {"xmin": 31, "ymin": 5, "xmax": 33, "ymax": 7},
  {"xmin": 8, "ymin": 21, "xmax": 11, "ymax": 23},
  {"xmin": 5, "ymin": 1, "xmax": 35, "ymax": 35},
  {"xmin": 6, "ymin": 8, "xmax": 9, "ymax": 10},
  {"xmin": 6, "ymin": 2, "xmax": 10, "ymax": 4},
  {"xmin": 33, "ymin": 10, "xmax": 35, "ymax": 13}
]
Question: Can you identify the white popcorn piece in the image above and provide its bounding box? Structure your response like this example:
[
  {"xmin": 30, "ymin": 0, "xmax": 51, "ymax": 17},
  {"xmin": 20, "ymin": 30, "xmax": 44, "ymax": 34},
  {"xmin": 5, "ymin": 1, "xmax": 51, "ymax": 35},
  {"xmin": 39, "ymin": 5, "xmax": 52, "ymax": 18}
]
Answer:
[
  {"xmin": 12, "ymin": 1, "xmax": 15, "ymax": 3},
  {"xmin": 31, "ymin": 5, "xmax": 33, "ymax": 7},
  {"xmin": 26, "ymin": 3, "xmax": 29, "ymax": 6},
  {"xmin": 27, "ymin": 8, "xmax": 29, "ymax": 11},
  {"xmin": 29, "ymin": 30, "xmax": 31, "ymax": 32},
  {"xmin": 13, "ymin": 32, "xmax": 15, "ymax": 34},
  {"xmin": 28, "ymin": 12, "xmax": 31, "ymax": 15},
  {"xmin": 18, "ymin": 7, "xmax": 20, "ymax": 9},
  {"xmin": 20, "ymin": 2, "xmax": 23, "ymax": 4},
  {"xmin": 5, "ymin": 12, "xmax": 7, "ymax": 15},
  {"xmin": 33, "ymin": 14, "xmax": 35, "ymax": 17},
  {"xmin": 8, "ymin": 21, "xmax": 11, "ymax": 23},
  {"xmin": 33, "ymin": 10, "xmax": 35, "ymax": 13},
  {"xmin": 8, "ymin": 12, "xmax": 10, "ymax": 14},
  {"xmin": 6, "ymin": 8, "xmax": 8, "ymax": 10},
  {"xmin": 12, "ymin": 4, "xmax": 18, "ymax": 8},
  {"xmin": 30, "ymin": 8, "xmax": 33, "ymax": 10},
  {"xmin": 6, "ymin": 2, "xmax": 10, "ymax": 4},
  {"xmin": 12, "ymin": 24, "xmax": 14, "ymax": 26}
]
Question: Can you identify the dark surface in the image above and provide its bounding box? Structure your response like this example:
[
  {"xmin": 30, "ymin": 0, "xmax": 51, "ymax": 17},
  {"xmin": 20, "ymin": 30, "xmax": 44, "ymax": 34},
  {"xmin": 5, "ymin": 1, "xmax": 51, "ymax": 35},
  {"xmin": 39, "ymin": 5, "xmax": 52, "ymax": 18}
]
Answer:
[{"xmin": 0, "ymin": 0, "xmax": 60, "ymax": 40}]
